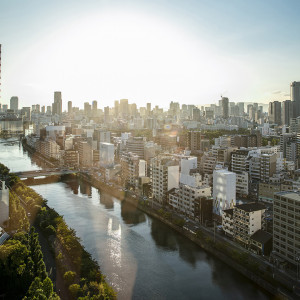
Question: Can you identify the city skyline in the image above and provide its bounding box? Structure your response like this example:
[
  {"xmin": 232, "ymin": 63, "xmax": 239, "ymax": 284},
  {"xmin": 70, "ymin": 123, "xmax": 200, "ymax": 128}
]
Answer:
[{"xmin": 1, "ymin": 0, "xmax": 300, "ymax": 109}]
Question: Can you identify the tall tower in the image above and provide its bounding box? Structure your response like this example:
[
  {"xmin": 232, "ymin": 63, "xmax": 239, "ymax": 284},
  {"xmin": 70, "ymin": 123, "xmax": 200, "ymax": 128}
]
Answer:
[
  {"xmin": 52, "ymin": 91, "xmax": 62, "ymax": 115},
  {"xmin": 221, "ymin": 97, "xmax": 229, "ymax": 119},
  {"xmin": 68, "ymin": 101, "xmax": 72, "ymax": 114},
  {"xmin": 10, "ymin": 96, "xmax": 18, "ymax": 111},
  {"xmin": 291, "ymin": 81, "xmax": 300, "ymax": 118},
  {"xmin": 269, "ymin": 101, "xmax": 281, "ymax": 125}
]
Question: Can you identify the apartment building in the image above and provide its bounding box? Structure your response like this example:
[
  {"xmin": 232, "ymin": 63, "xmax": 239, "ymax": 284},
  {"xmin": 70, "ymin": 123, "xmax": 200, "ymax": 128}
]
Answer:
[
  {"xmin": 126, "ymin": 137, "xmax": 145, "ymax": 159},
  {"xmin": 78, "ymin": 141, "xmax": 93, "ymax": 167},
  {"xmin": 233, "ymin": 203, "xmax": 266, "ymax": 247},
  {"xmin": 213, "ymin": 169, "xmax": 236, "ymax": 217},
  {"xmin": 273, "ymin": 191, "xmax": 300, "ymax": 268},
  {"xmin": 121, "ymin": 152, "xmax": 147, "ymax": 187},
  {"xmin": 151, "ymin": 156, "xmax": 179, "ymax": 205}
]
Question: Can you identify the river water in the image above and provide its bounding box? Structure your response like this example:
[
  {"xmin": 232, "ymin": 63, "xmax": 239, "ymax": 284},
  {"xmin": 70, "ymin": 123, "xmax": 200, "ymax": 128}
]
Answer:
[{"xmin": 0, "ymin": 139, "xmax": 270, "ymax": 299}]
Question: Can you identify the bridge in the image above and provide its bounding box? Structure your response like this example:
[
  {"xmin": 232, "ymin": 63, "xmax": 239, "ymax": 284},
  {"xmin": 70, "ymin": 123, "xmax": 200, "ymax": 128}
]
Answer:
[{"xmin": 13, "ymin": 169, "xmax": 78, "ymax": 179}]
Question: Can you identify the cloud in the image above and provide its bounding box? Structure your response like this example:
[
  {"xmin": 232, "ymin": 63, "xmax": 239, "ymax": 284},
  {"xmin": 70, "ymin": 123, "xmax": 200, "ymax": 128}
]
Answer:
[{"xmin": 272, "ymin": 90, "xmax": 281, "ymax": 94}]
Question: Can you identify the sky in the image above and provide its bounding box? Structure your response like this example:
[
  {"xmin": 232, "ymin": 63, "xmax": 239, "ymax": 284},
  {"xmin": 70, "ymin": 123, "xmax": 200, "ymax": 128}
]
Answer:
[{"xmin": 0, "ymin": 0, "xmax": 300, "ymax": 110}]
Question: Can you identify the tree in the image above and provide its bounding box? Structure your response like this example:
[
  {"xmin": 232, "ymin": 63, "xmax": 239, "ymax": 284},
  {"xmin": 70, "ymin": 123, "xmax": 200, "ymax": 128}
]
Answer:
[
  {"xmin": 69, "ymin": 284, "xmax": 81, "ymax": 298},
  {"xmin": 37, "ymin": 259, "xmax": 48, "ymax": 281},
  {"xmin": 64, "ymin": 271, "xmax": 76, "ymax": 286},
  {"xmin": 42, "ymin": 277, "xmax": 53, "ymax": 298}
]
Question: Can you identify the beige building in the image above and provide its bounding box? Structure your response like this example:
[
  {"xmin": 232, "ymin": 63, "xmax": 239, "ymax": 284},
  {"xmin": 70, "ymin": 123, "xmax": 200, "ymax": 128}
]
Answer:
[{"xmin": 273, "ymin": 191, "xmax": 300, "ymax": 268}]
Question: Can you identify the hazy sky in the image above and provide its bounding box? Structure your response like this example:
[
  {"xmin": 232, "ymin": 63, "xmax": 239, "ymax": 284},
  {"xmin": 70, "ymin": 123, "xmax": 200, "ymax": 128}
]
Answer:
[{"xmin": 1, "ymin": 0, "xmax": 300, "ymax": 110}]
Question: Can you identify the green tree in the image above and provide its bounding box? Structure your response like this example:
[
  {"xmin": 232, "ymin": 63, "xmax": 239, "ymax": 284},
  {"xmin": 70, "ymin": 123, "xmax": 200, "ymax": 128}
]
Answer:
[
  {"xmin": 69, "ymin": 284, "xmax": 81, "ymax": 298},
  {"xmin": 42, "ymin": 277, "xmax": 53, "ymax": 298},
  {"xmin": 64, "ymin": 271, "xmax": 76, "ymax": 286}
]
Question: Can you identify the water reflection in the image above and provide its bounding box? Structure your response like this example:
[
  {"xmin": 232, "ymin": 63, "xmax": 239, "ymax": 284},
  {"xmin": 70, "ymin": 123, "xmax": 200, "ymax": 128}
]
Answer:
[
  {"xmin": 0, "ymin": 140, "xmax": 270, "ymax": 300},
  {"xmin": 121, "ymin": 201, "xmax": 146, "ymax": 225}
]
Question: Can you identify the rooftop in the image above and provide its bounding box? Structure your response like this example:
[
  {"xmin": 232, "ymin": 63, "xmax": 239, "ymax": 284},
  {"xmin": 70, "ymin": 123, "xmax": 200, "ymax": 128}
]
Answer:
[
  {"xmin": 250, "ymin": 229, "xmax": 272, "ymax": 244},
  {"xmin": 235, "ymin": 202, "xmax": 266, "ymax": 212}
]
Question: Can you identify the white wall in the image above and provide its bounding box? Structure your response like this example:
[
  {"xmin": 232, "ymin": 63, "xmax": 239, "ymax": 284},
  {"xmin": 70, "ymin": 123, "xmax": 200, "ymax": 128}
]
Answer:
[
  {"xmin": 167, "ymin": 165, "xmax": 179, "ymax": 191},
  {"xmin": 213, "ymin": 169, "xmax": 236, "ymax": 216}
]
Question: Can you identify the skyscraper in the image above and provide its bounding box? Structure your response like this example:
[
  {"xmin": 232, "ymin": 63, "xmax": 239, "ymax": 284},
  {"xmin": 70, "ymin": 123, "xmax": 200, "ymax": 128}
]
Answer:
[
  {"xmin": 68, "ymin": 101, "xmax": 72, "ymax": 114},
  {"xmin": 120, "ymin": 99, "xmax": 129, "ymax": 118},
  {"xmin": 10, "ymin": 96, "xmax": 18, "ymax": 111},
  {"xmin": 291, "ymin": 81, "xmax": 300, "ymax": 118},
  {"xmin": 269, "ymin": 101, "xmax": 281, "ymax": 125},
  {"xmin": 52, "ymin": 91, "xmax": 62, "ymax": 115},
  {"xmin": 282, "ymin": 100, "xmax": 293, "ymax": 126},
  {"xmin": 221, "ymin": 97, "xmax": 229, "ymax": 119},
  {"xmin": 92, "ymin": 100, "xmax": 98, "ymax": 111}
]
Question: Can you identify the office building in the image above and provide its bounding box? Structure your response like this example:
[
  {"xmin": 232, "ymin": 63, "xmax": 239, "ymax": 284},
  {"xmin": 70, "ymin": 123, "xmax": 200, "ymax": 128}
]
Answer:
[
  {"xmin": 99, "ymin": 142, "xmax": 114, "ymax": 168},
  {"xmin": 269, "ymin": 101, "xmax": 281, "ymax": 125},
  {"xmin": 187, "ymin": 131, "xmax": 205, "ymax": 153},
  {"xmin": 282, "ymin": 100, "xmax": 293, "ymax": 126},
  {"xmin": 52, "ymin": 91, "xmax": 62, "ymax": 115},
  {"xmin": 10, "ymin": 96, "xmax": 18, "ymax": 112},
  {"xmin": 291, "ymin": 81, "xmax": 300, "ymax": 118},
  {"xmin": 192, "ymin": 108, "xmax": 201, "ymax": 121},
  {"xmin": 221, "ymin": 97, "xmax": 229, "ymax": 119},
  {"xmin": 273, "ymin": 191, "xmax": 300, "ymax": 268},
  {"xmin": 68, "ymin": 101, "xmax": 72, "ymax": 114},
  {"xmin": 213, "ymin": 169, "xmax": 236, "ymax": 217}
]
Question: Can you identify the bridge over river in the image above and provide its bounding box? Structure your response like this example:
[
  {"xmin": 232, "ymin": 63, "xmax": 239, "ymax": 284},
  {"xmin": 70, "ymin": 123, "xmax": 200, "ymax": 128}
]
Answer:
[{"xmin": 13, "ymin": 169, "xmax": 78, "ymax": 178}]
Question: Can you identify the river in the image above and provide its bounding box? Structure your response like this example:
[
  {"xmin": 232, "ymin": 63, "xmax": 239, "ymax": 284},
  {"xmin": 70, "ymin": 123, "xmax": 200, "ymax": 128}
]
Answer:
[{"xmin": 0, "ymin": 139, "xmax": 270, "ymax": 299}]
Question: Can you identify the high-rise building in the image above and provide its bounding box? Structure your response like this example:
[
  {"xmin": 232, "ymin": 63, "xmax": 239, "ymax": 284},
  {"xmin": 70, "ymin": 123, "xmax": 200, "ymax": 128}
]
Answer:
[
  {"xmin": 52, "ymin": 91, "xmax": 62, "ymax": 115},
  {"xmin": 282, "ymin": 100, "xmax": 293, "ymax": 125},
  {"xmin": 92, "ymin": 100, "xmax": 98, "ymax": 111},
  {"xmin": 213, "ymin": 169, "xmax": 236, "ymax": 217},
  {"xmin": 120, "ymin": 99, "xmax": 129, "ymax": 118},
  {"xmin": 273, "ymin": 191, "xmax": 300, "ymax": 268},
  {"xmin": 84, "ymin": 102, "xmax": 91, "ymax": 116},
  {"xmin": 269, "ymin": 101, "xmax": 281, "ymax": 125},
  {"xmin": 10, "ymin": 96, "xmax": 18, "ymax": 111},
  {"xmin": 291, "ymin": 81, "xmax": 300, "ymax": 118},
  {"xmin": 99, "ymin": 142, "xmax": 114, "ymax": 168},
  {"xmin": 114, "ymin": 100, "xmax": 119, "ymax": 117},
  {"xmin": 192, "ymin": 108, "xmax": 201, "ymax": 121},
  {"xmin": 147, "ymin": 103, "xmax": 151, "ymax": 115},
  {"xmin": 187, "ymin": 131, "xmax": 205, "ymax": 153},
  {"xmin": 151, "ymin": 156, "xmax": 179, "ymax": 205},
  {"xmin": 221, "ymin": 97, "xmax": 229, "ymax": 119},
  {"xmin": 68, "ymin": 101, "xmax": 72, "ymax": 114}
]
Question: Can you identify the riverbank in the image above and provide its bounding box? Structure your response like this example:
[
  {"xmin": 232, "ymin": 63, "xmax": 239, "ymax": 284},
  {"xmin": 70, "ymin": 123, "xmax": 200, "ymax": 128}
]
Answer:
[
  {"xmin": 79, "ymin": 172, "xmax": 297, "ymax": 299},
  {"xmin": 22, "ymin": 140, "xmax": 59, "ymax": 168},
  {"xmin": 10, "ymin": 176, "xmax": 116, "ymax": 299}
]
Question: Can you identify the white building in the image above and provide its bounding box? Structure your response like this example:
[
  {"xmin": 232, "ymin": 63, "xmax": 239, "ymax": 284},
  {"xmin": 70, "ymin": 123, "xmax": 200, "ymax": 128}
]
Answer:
[
  {"xmin": 0, "ymin": 181, "xmax": 9, "ymax": 226},
  {"xmin": 213, "ymin": 169, "xmax": 236, "ymax": 217},
  {"xmin": 151, "ymin": 156, "xmax": 179, "ymax": 205},
  {"xmin": 233, "ymin": 203, "xmax": 266, "ymax": 247},
  {"xmin": 100, "ymin": 142, "xmax": 114, "ymax": 168}
]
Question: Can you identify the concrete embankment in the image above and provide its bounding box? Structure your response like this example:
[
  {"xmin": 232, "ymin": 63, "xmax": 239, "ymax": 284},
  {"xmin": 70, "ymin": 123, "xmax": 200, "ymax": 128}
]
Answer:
[
  {"xmin": 22, "ymin": 141, "xmax": 58, "ymax": 168},
  {"xmin": 79, "ymin": 173, "xmax": 290, "ymax": 298}
]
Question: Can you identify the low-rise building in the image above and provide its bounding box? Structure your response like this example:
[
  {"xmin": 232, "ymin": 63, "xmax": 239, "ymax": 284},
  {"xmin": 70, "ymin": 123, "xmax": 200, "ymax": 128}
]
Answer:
[{"xmin": 233, "ymin": 203, "xmax": 266, "ymax": 247}]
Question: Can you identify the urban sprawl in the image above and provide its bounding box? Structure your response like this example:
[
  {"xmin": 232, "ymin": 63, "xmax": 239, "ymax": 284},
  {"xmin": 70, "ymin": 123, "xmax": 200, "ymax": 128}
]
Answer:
[{"xmin": 1, "ymin": 81, "xmax": 300, "ymax": 297}]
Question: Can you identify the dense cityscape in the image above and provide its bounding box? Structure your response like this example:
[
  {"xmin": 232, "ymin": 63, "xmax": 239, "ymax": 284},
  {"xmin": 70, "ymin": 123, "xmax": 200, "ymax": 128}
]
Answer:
[
  {"xmin": 0, "ymin": 77, "xmax": 300, "ymax": 298},
  {"xmin": 1, "ymin": 1, "xmax": 300, "ymax": 299}
]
